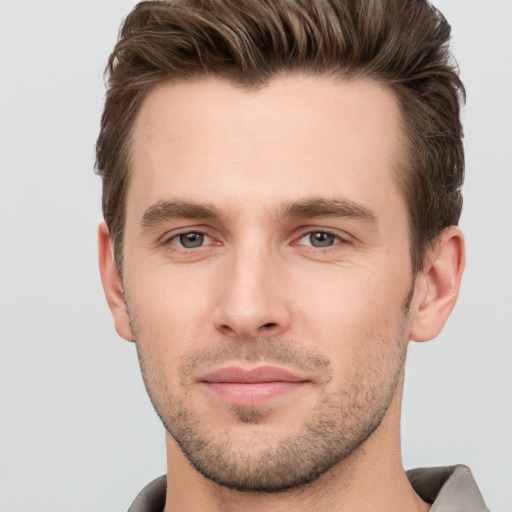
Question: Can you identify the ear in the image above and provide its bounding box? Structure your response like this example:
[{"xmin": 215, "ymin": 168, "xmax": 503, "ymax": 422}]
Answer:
[
  {"xmin": 98, "ymin": 221, "xmax": 134, "ymax": 342},
  {"xmin": 409, "ymin": 226, "xmax": 465, "ymax": 342}
]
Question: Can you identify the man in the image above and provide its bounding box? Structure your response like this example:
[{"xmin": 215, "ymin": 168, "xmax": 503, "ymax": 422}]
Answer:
[{"xmin": 96, "ymin": 0, "xmax": 489, "ymax": 510}]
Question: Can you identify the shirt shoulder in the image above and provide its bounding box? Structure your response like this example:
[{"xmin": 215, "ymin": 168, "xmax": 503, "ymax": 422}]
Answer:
[
  {"xmin": 128, "ymin": 465, "xmax": 489, "ymax": 511},
  {"xmin": 407, "ymin": 465, "xmax": 489, "ymax": 512},
  {"xmin": 127, "ymin": 475, "xmax": 166, "ymax": 512}
]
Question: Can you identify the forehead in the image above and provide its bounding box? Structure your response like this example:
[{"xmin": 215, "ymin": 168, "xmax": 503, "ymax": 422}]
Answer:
[{"xmin": 128, "ymin": 75, "xmax": 405, "ymax": 221}]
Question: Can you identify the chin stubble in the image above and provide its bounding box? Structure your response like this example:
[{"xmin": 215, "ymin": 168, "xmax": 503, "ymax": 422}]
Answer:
[{"xmin": 128, "ymin": 280, "xmax": 414, "ymax": 493}]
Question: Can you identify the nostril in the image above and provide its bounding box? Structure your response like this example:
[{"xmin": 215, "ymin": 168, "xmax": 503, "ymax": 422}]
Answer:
[
  {"xmin": 219, "ymin": 324, "xmax": 235, "ymax": 334},
  {"xmin": 261, "ymin": 322, "xmax": 277, "ymax": 329}
]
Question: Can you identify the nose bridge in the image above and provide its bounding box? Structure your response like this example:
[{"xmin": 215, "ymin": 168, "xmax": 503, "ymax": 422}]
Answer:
[{"xmin": 214, "ymin": 234, "xmax": 289, "ymax": 338}]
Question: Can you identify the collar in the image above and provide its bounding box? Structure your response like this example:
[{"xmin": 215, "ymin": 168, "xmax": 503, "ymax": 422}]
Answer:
[
  {"xmin": 407, "ymin": 465, "xmax": 489, "ymax": 511},
  {"xmin": 129, "ymin": 464, "xmax": 488, "ymax": 511}
]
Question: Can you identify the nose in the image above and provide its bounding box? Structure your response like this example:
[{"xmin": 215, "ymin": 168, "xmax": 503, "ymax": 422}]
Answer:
[{"xmin": 213, "ymin": 244, "xmax": 291, "ymax": 339}]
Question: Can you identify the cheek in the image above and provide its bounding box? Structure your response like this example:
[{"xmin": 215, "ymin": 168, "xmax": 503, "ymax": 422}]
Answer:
[
  {"xmin": 295, "ymin": 263, "xmax": 409, "ymax": 329},
  {"xmin": 123, "ymin": 261, "xmax": 220, "ymax": 344},
  {"xmin": 291, "ymin": 262, "xmax": 412, "ymax": 377}
]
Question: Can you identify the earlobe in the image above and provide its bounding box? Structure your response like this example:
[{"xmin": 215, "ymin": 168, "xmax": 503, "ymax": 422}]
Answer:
[
  {"xmin": 409, "ymin": 226, "xmax": 465, "ymax": 342},
  {"xmin": 98, "ymin": 222, "xmax": 134, "ymax": 342}
]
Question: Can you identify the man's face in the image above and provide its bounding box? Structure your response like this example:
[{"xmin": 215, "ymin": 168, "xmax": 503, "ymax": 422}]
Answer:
[{"xmin": 120, "ymin": 76, "xmax": 418, "ymax": 491}]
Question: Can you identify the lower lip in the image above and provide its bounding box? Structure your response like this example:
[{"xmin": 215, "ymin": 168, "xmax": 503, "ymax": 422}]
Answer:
[{"xmin": 202, "ymin": 381, "xmax": 308, "ymax": 407}]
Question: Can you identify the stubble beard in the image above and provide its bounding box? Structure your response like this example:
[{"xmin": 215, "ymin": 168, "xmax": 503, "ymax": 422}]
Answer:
[
  {"xmin": 137, "ymin": 326, "xmax": 407, "ymax": 493},
  {"xmin": 130, "ymin": 291, "xmax": 413, "ymax": 493},
  {"xmin": 159, "ymin": 370, "xmax": 403, "ymax": 493}
]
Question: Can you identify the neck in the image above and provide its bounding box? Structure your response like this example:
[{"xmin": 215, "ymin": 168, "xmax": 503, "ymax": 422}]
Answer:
[{"xmin": 163, "ymin": 381, "xmax": 429, "ymax": 512}]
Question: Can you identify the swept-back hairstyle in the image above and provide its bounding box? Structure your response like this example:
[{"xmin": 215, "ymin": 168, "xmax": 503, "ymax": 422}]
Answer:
[{"xmin": 96, "ymin": 0, "xmax": 465, "ymax": 273}]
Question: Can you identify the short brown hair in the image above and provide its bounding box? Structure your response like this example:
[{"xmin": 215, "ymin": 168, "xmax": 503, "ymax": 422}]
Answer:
[{"xmin": 96, "ymin": 0, "xmax": 465, "ymax": 273}]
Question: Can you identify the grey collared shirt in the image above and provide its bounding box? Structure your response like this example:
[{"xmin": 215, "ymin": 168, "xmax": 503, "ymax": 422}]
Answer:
[
  {"xmin": 128, "ymin": 464, "xmax": 489, "ymax": 512},
  {"xmin": 407, "ymin": 465, "xmax": 489, "ymax": 512}
]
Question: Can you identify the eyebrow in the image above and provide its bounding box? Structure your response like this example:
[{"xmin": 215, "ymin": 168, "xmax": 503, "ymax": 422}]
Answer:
[
  {"xmin": 140, "ymin": 200, "xmax": 221, "ymax": 228},
  {"xmin": 140, "ymin": 197, "xmax": 378, "ymax": 229},
  {"xmin": 279, "ymin": 198, "xmax": 378, "ymax": 226}
]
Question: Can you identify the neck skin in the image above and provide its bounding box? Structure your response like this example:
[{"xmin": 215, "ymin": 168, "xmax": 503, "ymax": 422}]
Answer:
[{"xmin": 163, "ymin": 374, "xmax": 430, "ymax": 512}]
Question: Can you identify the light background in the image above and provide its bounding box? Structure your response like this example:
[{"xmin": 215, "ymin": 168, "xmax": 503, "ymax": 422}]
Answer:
[{"xmin": 0, "ymin": 1, "xmax": 510, "ymax": 511}]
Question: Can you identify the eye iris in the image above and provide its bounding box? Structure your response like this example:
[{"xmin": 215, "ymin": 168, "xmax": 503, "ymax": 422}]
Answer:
[
  {"xmin": 179, "ymin": 233, "xmax": 204, "ymax": 248},
  {"xmin": 310, "ymin": 232, "xmax": 335, "ymax": 247}
]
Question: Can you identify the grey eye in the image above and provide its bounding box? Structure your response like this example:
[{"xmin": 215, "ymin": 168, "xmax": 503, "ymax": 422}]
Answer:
[
  {"xmin": 296, "ymin": 231, "xmax": 341, "ymax": 248},
  {"xmin": 309, "ymin": 232, "xmax": 336, "ymax": 247},
  {"xmin": 178, "ymin": 232, "xmax": 205, "ymax": 248}
]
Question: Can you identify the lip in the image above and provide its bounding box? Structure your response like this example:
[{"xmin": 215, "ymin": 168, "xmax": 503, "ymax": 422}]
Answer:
[
  {"xmin": 199, "ymin": 365, "xmax": 309, "ymax": 407},
  {"xmin": 200, "ymin": 365, "xmax": 307, "ymax": 383}
]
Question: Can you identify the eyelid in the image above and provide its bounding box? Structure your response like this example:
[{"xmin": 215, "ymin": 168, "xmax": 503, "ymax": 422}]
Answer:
[
  {"xmin": 158, "ymin": 226, "xmax": 220, "ymax": 246},
  {"xmin": 292, "ymin": 227, "xmax": 352, "ymax": 245},
  {"xmin": 156, "ymin": 225, "xmax": 352, "ymax": 249},
  {"xmin": 170, "ymin": 232, "xmax": 213, "ymax": 247}
]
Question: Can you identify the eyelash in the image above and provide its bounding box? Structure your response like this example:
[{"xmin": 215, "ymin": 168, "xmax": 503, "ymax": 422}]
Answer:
[
  {"xmin": 295, "ymin": 230, "xmax": 346, "ymax": 249},
  {"xmin": 162, "ymin": 228, "xmax": 349, "ymax": 251},
  {"xmin": 164, "ymin": 230, "xmax": 217, "ymax": 249}
]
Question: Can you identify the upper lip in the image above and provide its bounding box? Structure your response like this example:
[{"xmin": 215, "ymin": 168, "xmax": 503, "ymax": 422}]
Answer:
[{"xmin": 199, "ymin": 365, "xmax": 308, "ymax": 383}]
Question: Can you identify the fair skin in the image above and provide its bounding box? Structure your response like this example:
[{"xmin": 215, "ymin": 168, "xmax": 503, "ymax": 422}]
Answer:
[{"xmin": 99, "ymin": 75, "xmax": 464, "ymax": 512}]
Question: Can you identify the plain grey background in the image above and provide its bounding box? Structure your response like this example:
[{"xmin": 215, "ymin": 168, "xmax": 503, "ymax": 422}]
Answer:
[{"xmin": 0, "ymin": 1, "xmax": 511, "ymax": 511}]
